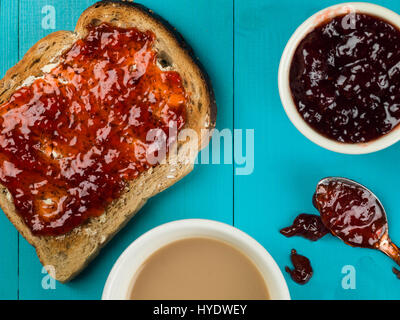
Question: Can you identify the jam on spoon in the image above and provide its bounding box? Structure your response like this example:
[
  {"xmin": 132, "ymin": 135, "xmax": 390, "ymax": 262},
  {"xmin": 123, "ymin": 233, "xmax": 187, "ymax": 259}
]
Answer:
[
  {"xmin": 313, "ymin": 177, "xmax": 400, "ymax": 266},
  {"xmin": 280, "ymin": 213, "xmax": 329, "ymax": 241},
  {"xmin": 285, "ymin": 249, "xmax": 313, "ymax": 285}
]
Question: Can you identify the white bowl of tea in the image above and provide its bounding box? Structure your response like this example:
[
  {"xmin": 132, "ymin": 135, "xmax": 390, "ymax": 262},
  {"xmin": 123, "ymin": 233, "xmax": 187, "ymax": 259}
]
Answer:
[{"xmin": 102, "ymin": 219, "xmax": 290, "ymax": 300}]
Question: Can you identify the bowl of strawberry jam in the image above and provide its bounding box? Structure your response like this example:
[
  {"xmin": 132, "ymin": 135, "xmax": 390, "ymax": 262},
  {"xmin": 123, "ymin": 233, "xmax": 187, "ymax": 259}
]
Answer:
[{"xmin": 279, "ymin": 3, "xmax": 400, "ymax": 154}]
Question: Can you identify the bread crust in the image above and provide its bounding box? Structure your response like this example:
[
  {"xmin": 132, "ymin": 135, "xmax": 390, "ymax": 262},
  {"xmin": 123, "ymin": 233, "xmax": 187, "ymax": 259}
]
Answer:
[{"xmin": 0, "ymin": 0, "xmax": 216, "ymax": 282}]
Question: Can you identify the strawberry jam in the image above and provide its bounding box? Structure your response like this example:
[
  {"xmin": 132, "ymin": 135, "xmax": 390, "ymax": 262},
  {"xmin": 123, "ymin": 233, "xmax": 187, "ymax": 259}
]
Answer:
[
  {"xmin": 290, "ymin": 14, "xmax": 400, "ymax": 143},
  {"xmin": 313, "ymin": 180, "xmax": 387, "ymax": 248},
  {"xmin": 280, "ymin": 213, "xmax": 329, "ymax": 241},
  {"xmin": 0, "ymin": 23, "xmax": 187, "ymax": 236},
  {"xmin": 285, "ymin": 249, "xmax": 313, "ymax": 285}
]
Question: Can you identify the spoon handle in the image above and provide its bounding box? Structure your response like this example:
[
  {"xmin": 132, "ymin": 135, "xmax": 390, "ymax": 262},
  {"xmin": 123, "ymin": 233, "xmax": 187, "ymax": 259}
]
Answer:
[{"xmin": 379, "ymin": 235, "xmax": 400, "ymax": 266}]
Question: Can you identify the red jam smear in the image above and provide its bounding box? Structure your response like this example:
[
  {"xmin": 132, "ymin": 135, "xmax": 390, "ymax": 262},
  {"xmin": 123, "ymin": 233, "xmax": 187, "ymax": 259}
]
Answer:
[
  {"xmin": 0, "ymin": 23, "xmax": 188, "ymax": 236},
  {"xmin": 313, "ymin": 180, "xmax": 387, "ymax": 248},
  {"xmin": 285, "ymin": 249, "xmax": 313, "ymax": 285},
  {"xmin": 280, "ymin": 213, "xmax": 329, "ymax": 241}
]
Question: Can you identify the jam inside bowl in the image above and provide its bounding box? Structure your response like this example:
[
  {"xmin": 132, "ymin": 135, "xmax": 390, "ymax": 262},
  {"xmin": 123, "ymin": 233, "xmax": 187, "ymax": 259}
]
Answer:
[{"xmin": 278, "ymin": 2, "xmax": 400, "ymax": 154}]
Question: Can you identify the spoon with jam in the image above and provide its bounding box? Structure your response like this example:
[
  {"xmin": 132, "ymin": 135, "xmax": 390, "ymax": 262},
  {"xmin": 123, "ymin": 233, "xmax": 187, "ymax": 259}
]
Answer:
[{"xmin": 313, "ymin": 177, "xmax": 400, "ymax": 265}]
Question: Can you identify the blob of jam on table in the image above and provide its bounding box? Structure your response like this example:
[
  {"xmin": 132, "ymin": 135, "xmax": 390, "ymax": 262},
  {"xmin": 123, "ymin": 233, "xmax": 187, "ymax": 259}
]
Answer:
[
  {"xmin": 280, "ymin": 213, "xmax": 329, "ymax": 241},
  {"xmin": 290, "ymin": 13, "xmax": 400, "ymax": 143},
  {"xmin": 280, "ymin": 214, "xmax": 324, "ymax": 284},
  {"xmin": 285, "ymin": 249, "xmax": 313, "ymax": 285},
  {"xmin": 0, "ymin": 23, "xmax": 188, "ymax": 236}
]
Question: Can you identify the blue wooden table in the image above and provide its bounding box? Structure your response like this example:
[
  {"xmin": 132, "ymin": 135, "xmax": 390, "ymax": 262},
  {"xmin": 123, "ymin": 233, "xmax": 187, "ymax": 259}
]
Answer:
[{"xmin": 1, "ymin": 0, "xmax": 400, "ymax": 300}]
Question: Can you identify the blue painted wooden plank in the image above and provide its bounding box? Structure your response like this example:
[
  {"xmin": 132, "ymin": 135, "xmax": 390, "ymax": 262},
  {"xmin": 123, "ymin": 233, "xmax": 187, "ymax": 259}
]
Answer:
[
  {"xmin": 0, "ymin": 0, "xmax": 19, "ymax": 300},
  {"xmin": 234, "ymin": 0, "xmax": 400, "ymax": 300},
  {"xmin": 17, "ymin": 0, "xmax": 233, "ymax": 299}
]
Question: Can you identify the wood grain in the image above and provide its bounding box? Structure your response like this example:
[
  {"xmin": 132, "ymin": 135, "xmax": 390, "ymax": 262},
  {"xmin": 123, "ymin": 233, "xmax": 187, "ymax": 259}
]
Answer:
[{"xmin": 3, "ymin": 0, "xmax": 400, "ymax": 300}]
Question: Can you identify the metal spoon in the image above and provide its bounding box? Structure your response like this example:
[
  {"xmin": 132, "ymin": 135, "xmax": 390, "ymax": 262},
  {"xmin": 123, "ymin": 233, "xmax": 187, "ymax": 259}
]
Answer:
[{"xmin": 314, "ymin": 177, "xmax": 400, "ymax": 266}]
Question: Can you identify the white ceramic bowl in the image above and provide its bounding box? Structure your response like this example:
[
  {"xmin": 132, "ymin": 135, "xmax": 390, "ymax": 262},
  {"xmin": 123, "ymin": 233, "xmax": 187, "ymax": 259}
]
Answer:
[
  {"xmin": 102, "ymin": 219, "xmax": 290, "ymax": 300},
  {"xmin": 278, "ymin": 2, "xmax": 400, "ymax": 154}
]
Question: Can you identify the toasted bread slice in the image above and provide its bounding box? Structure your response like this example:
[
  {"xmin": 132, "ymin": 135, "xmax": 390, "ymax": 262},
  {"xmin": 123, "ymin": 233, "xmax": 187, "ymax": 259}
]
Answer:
[{"xmin": 0, "ymin": 0, "xmax": 216, "ymax": 282}]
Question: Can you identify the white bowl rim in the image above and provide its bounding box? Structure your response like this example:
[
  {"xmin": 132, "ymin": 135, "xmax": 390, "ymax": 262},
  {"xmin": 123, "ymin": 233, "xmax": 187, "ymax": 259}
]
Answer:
[
  {"xmin": 102, "ymin": 219, "xmax": 290, "ymax": 300},
  {"xmin": 278, "ymin": 2, "xmax": 400, "ymax": 155}
]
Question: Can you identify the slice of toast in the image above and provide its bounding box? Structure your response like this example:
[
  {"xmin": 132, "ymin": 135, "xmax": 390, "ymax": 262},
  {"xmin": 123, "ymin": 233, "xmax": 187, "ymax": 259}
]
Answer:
[{"xmin": 0, "ymin": 0, "xmax": 216, "ymax": 282}]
